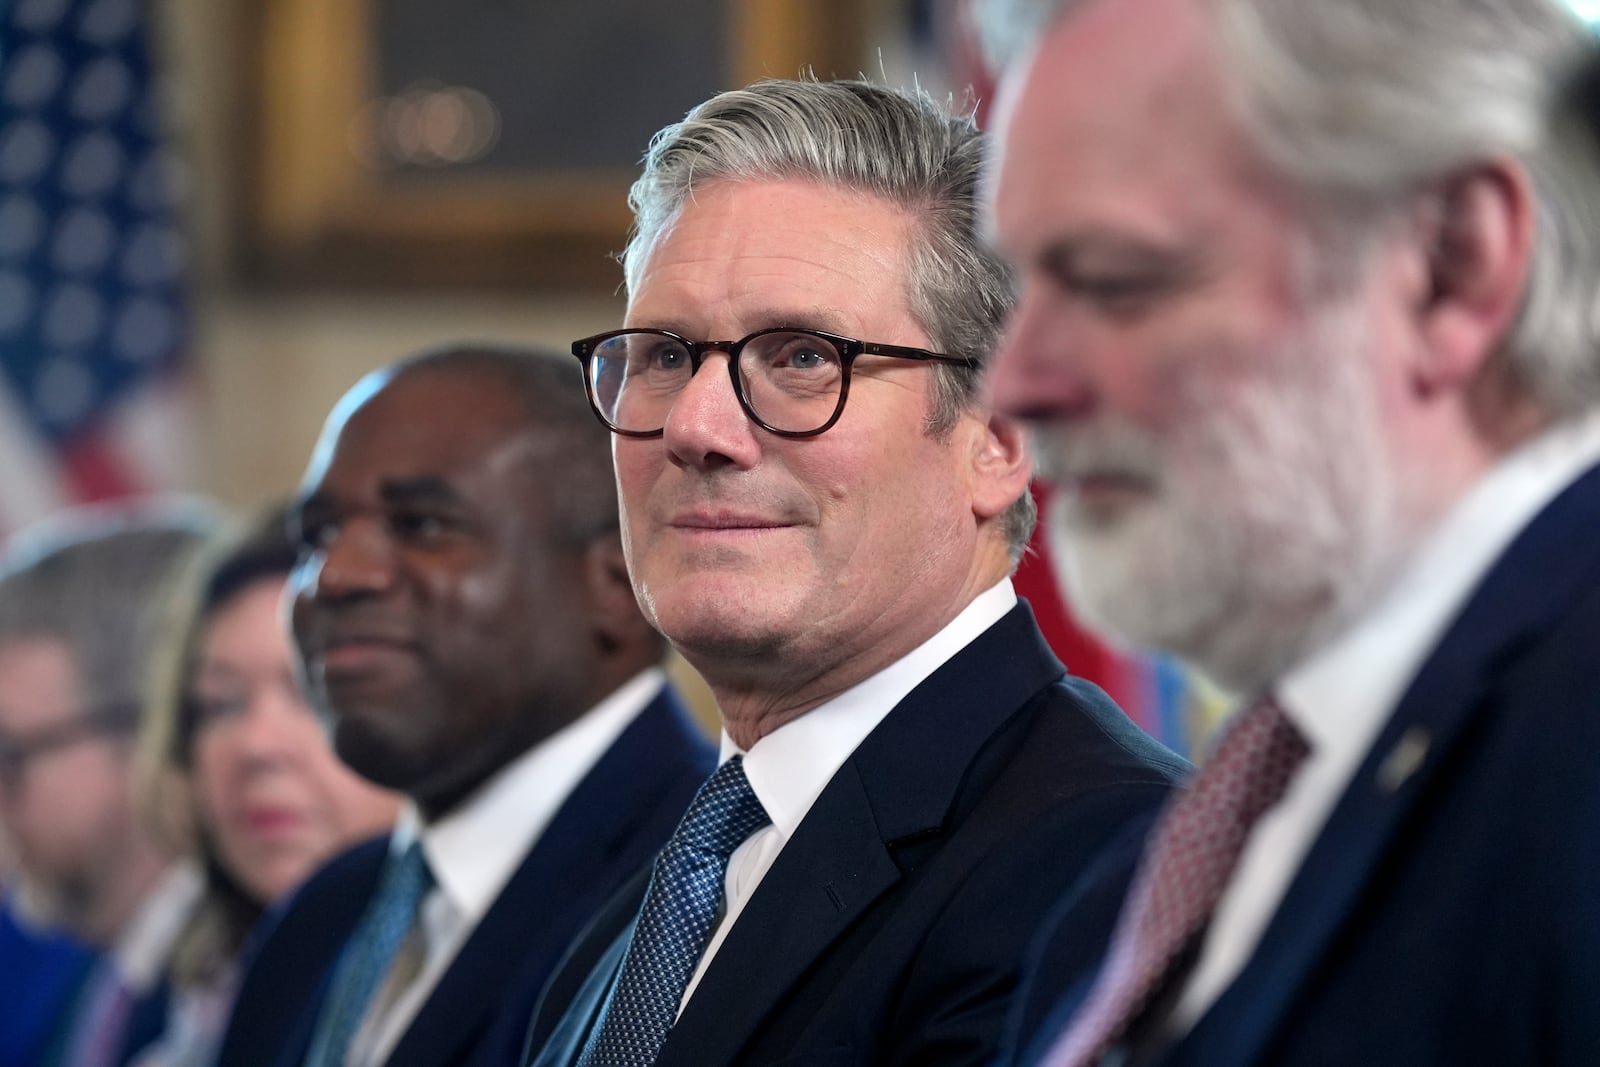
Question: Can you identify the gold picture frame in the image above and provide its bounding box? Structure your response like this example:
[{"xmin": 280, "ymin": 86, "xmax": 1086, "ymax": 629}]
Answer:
[{"xmin": 233, "ymin": 0, "xmax": 870, "ymax": 292}]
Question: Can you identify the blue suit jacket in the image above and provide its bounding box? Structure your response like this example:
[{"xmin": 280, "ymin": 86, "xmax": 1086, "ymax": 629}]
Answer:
[
  {"xmin": 29, "ymin": 955, "xmax": 169, "ymax": 1067},
  {"xmin": 218, "ymin": 685, "xmax": 715, "ymax": 1067},
  {"xmin": 1008, "ymin": 462, "xmax": 1600, "ymax": 1066},
  {"xmin": 0, "ymin": 897, "xmax": 96, "ymax": 1067},
  {"xmin": 527, "ymin": 603, "xmax": 1187, "ymax": 1067}
]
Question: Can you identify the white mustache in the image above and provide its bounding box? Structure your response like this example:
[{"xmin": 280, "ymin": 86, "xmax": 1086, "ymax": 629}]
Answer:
[{"xmin": 1028, "ymin": 421, "xmax": 1165, "ymax": 486}]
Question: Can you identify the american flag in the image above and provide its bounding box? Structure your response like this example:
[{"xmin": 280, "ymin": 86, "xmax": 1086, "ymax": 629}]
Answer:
[{"xmin": 0, "ymin": 0, "xmax": 193, "ymax": 536}]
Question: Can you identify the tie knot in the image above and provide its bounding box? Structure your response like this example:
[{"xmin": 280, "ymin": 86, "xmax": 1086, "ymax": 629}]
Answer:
[
  {"xmin": 1195, "ymin": 696, "xmax": 1310, "ymax": 823},
  {"xmin": 387, "ymin": 838, "xmax": 434, "ymax": 905},
  {"xmin": 676, "ymin": 755, "xmax": 770, "ymax": 858}
]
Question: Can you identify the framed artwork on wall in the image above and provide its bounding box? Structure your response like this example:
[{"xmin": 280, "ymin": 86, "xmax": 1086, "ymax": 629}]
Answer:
[{"xmin": 232, "ymin": 0, "xmax": 871, "ymax": 292}]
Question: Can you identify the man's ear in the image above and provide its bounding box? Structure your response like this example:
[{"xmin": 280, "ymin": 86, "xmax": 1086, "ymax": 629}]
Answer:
[
  {"xmin": 582, "ymin": 535, "xmax": 643, "ymax": 653},
  {"xmin": 1406, "ymin": 158, "xmax": 1534, "ymax": 398},
  {"xmin": 968, "ymin": 410, "xmax": 1033, "ymax": 522}
]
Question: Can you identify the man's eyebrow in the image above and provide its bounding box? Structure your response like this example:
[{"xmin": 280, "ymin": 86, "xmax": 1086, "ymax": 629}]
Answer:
[
  {"xmin": 763, "ymin": 307, "xmax": 855, "ymax": 335},
  {"xmin": 1036, "ymin": 228, "xmax": 1211, "ymax": 277},
  {"xmin": 632, "ymin": 307, "xmax": 858, "ymax": 338},
  {"xmin": 378, "ymin": 476, "xmax": 463, "ymax": 506}
]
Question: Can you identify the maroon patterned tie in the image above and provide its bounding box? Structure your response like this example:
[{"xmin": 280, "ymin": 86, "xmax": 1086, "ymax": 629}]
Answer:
[{"xmin": 1039, "ymin": 698, "xmax": 1310, "ymax": 1067}]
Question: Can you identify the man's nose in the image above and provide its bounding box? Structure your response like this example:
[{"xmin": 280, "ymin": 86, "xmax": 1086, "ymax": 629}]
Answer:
[
  {"xmin": 986, "ymin": 290, "xmax": 1097, "ymax": 422},
  {"xmin": 660, "ymin": 352, "xmax": 762, "ymax": 470},
  {"xmin": 306, "ymin": 517, "xmax": 396, "ymax": 601}
]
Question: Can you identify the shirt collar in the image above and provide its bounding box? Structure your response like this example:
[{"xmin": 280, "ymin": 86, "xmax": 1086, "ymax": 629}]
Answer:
[
  {"xmin": 1280, "ymin": 412, "xmax": 1600, "ymax": 757},
  {"xmin": 727, "ymin": 580, "xmax": 1017, "ymax": 839},
  {"xmin": 109, "ymin": 861, "xmax": 203, "ymax": 991},
  {"xmin": 395, "ymin": 667, "xmax": 668, "ymax": 924}
]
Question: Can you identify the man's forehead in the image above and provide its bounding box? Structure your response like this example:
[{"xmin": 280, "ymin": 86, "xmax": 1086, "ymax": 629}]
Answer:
[
  {"xmin": 989, "ymin": 0, "xmax": 1249, "ymax": 246},
  {"xmin": 1005, "ymin": 0, "xmax": 1217, "ymax": 129},
  {"xmin": 625, "ymin": 178, "xmax": 921, "ymax": 338},
  {"xmin": 304, "ymin": 375, "xmax": 540, "ymax": 496}
]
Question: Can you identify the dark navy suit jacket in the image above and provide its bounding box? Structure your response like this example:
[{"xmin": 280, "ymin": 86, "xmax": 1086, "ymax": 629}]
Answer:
[
  {"xmin": 1007, "ymin": 462, "xmax": 1600, "ymax": 1066},
  {"xmin": 526, "ymin": 603, "xmax": 1187, "ymax": 1067},
  {"xmin": 219, "ymin": 685, "xmax": 715, "ymax": 1067}
]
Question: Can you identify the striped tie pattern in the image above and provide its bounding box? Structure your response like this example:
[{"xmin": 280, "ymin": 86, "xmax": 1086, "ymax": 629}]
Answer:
[{"xmin": 578, "ymin": 755, "xmax": 770, "ymax": 1067}]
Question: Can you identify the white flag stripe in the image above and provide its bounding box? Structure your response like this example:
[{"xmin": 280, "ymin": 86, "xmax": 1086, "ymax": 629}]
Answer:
[
  {"xmin": 0, "ymin": 374, "xmax": 71, "ymax": 531},
  {"xmin": 102, "ymin": 373, "xmax": 193, "ymax": 489}
]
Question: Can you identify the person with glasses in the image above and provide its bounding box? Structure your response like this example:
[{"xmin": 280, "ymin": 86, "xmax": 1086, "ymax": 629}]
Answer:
[
  {"xmin": 0, "ymin": 501, "xmax": 214, "ymax": 1067},
  {"xmin": 524, "ymin": 78, "xmax": 1186, "ymax": 1067}
]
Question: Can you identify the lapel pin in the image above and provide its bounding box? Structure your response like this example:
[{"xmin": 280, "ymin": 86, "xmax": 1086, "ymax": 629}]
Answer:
[{"xmin": 1376, "ymin": 726, "xmax": 1431, "ymax": 793}]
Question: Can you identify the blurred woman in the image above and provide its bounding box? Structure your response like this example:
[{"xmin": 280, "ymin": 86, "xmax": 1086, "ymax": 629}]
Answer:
[{"xmin": 135, "ymin": 507, "xmax": 400, "ymax": 1067}]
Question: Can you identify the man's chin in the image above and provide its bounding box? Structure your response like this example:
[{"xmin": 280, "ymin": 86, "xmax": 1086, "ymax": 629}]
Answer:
[
  {"xmin": 330, "ymin": 714, "xmax": 438, "ymax": 794},
  {"xmin": 10, "ymin": 875, "xmax": 69, "ymax": 931}
]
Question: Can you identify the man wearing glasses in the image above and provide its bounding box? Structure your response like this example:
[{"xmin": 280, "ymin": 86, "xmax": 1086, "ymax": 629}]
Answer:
[
  {"xmin": 0, "ymin": 503, "xmax": 211, "ymax": 1067},
  {"xmin": 524, "ymin": 78, "xmax": 1185, "ymax": 1067}
]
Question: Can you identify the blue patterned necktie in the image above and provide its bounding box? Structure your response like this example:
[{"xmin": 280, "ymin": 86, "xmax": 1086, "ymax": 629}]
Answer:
[
  {"xmin": 304, "ymin": 839, "xmax": 434, "ymax": 1067},
  {"xmin": 578, "ymin": 755, "xmax": 771, "ymax": 1067}
]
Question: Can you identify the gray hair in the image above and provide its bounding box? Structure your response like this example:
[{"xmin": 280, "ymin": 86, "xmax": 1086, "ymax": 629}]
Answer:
[
  {"xmin": 0, "ymin": 499, "xmax": 216, "ymax": 722},
  {"xmin": 623, "ymin": 78, "xmax": 1036, "ymax": 561},
  {"xmin": 979, "ymin": 0, "xmax": 1600, "ymax": 419}
]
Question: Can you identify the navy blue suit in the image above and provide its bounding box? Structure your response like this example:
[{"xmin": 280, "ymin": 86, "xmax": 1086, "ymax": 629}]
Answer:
[
  {"xmin": 526, "ymin": 604, "xmax": 1186, "ymax": 1067},
  {"xmin": 1007, "ymin": 463, "xmax": 1600, "ymax": 1066},
  {"xmin": 219, "ymin": 686, "xmax": 715, "ymax": 1067}
]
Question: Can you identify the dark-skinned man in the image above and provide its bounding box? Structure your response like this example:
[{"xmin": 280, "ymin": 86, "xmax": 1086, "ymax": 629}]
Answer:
[{"xmin": 219, "ymin": 343, "xmax": 715, "ymax": 1067}]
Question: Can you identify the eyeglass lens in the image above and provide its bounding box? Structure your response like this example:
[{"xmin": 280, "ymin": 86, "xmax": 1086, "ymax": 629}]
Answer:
[{"xmin": 587, "ymin": 330, "xmax": 846, "ymax": 435}]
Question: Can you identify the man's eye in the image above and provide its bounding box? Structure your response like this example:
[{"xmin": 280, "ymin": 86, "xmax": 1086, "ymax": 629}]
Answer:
[
  {"xmin": 1057, "ymin": 267, "xmax": 1183, "ymax": 318},
  {"xmin": 295, "ymin": 518, "xmax": 337, "ymax": 552},
  {"xmin": 786, "ymin": 346, "xmax": 829, "ymax": 369},
  {"xmin": 1075, "ymin": 276, "xmax": 1156, "ymax": 303},
  {"xmin": 768, "ymin": 335, "xmax": 840, "ymax": 370},
  {"xmin": 391, "ymin": 511, "xmax": 448, "ymax": 540},
  {"xmin": 653, "ymin": 344, "xmax": 689, "ymax": 370}
]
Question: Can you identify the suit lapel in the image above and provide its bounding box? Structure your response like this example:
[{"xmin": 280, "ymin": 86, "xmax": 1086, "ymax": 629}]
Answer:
[
  {"xmin": 658, "ymin": 761, "xmax": 905, "ymax": 1067},
  {"xmin": 658, "ymin": 604, "xmax": 1067, "ymax": 1067},
  {"xmin": 1180, "ymin": 462, "xmax": 1600, "ymax": 1065},
  {"xmin": 529, "ymin": 919, "xmax": 638, "ymax": 1067},
  {"xmin": 389, "ymin": 689, "xmax": 710, "ymax": 1067},
  {"xmin": 268, "ymin": 841, "xmax": 388, "ymax": 1067}
]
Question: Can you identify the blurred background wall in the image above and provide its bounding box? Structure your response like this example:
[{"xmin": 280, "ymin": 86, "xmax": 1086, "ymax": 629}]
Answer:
[{"xmin": 163, "ymin": 0, "xmax": 960, "ymax": 509}]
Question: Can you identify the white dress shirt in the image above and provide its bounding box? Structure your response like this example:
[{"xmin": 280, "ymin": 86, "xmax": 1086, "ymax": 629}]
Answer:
[
  {"xmin": 109, "ymin": 862, "xmax": 204, "ymax": 995},
  {"xmin": 350, "ymin": 668, "xmax": 668, "ymax": 1067},
  {"xmin": 1167, "ymin": 412, "xmax": 1600, "ymax": 1032},
  {"xmin": 677, "ymin": 579, "xmax": 1018, "ymax": 1012}
]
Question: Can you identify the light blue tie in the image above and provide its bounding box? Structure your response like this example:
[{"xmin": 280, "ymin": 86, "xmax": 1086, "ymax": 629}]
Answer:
[
  {"xmin": 577, "ymin": 755, "xmax": 770, "ymax": 1067},
  {"xmin": 303, "ymin": 839, "xmax": 434, "ymax": 1067}
]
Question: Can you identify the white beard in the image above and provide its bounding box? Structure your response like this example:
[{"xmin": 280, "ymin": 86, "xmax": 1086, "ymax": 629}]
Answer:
[{"xmin": 1036, "ymin": 293, "xmax": 1416, "ymax": 696}]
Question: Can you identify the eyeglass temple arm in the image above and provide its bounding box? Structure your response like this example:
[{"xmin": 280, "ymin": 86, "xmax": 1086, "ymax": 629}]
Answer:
[{"xmin": 858, "ymin": 342, "xmax": 978, "ymax": 368}]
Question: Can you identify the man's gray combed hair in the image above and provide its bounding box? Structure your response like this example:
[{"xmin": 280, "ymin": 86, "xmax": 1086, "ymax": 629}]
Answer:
[
  {"xmin": 1211, "ymin": 0, "xmax": 1600, "ymax": 420},
  {"xmin": 0, "ymin": 499, "xmax": 216, "ymax": 724},
  {"xmin": 977, "ymin": 0, "xmax": 1600, "ymax": 420},
  {"xmin": 623, "ymin": 77, "xmax": 1036, "ymax": 560}
]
